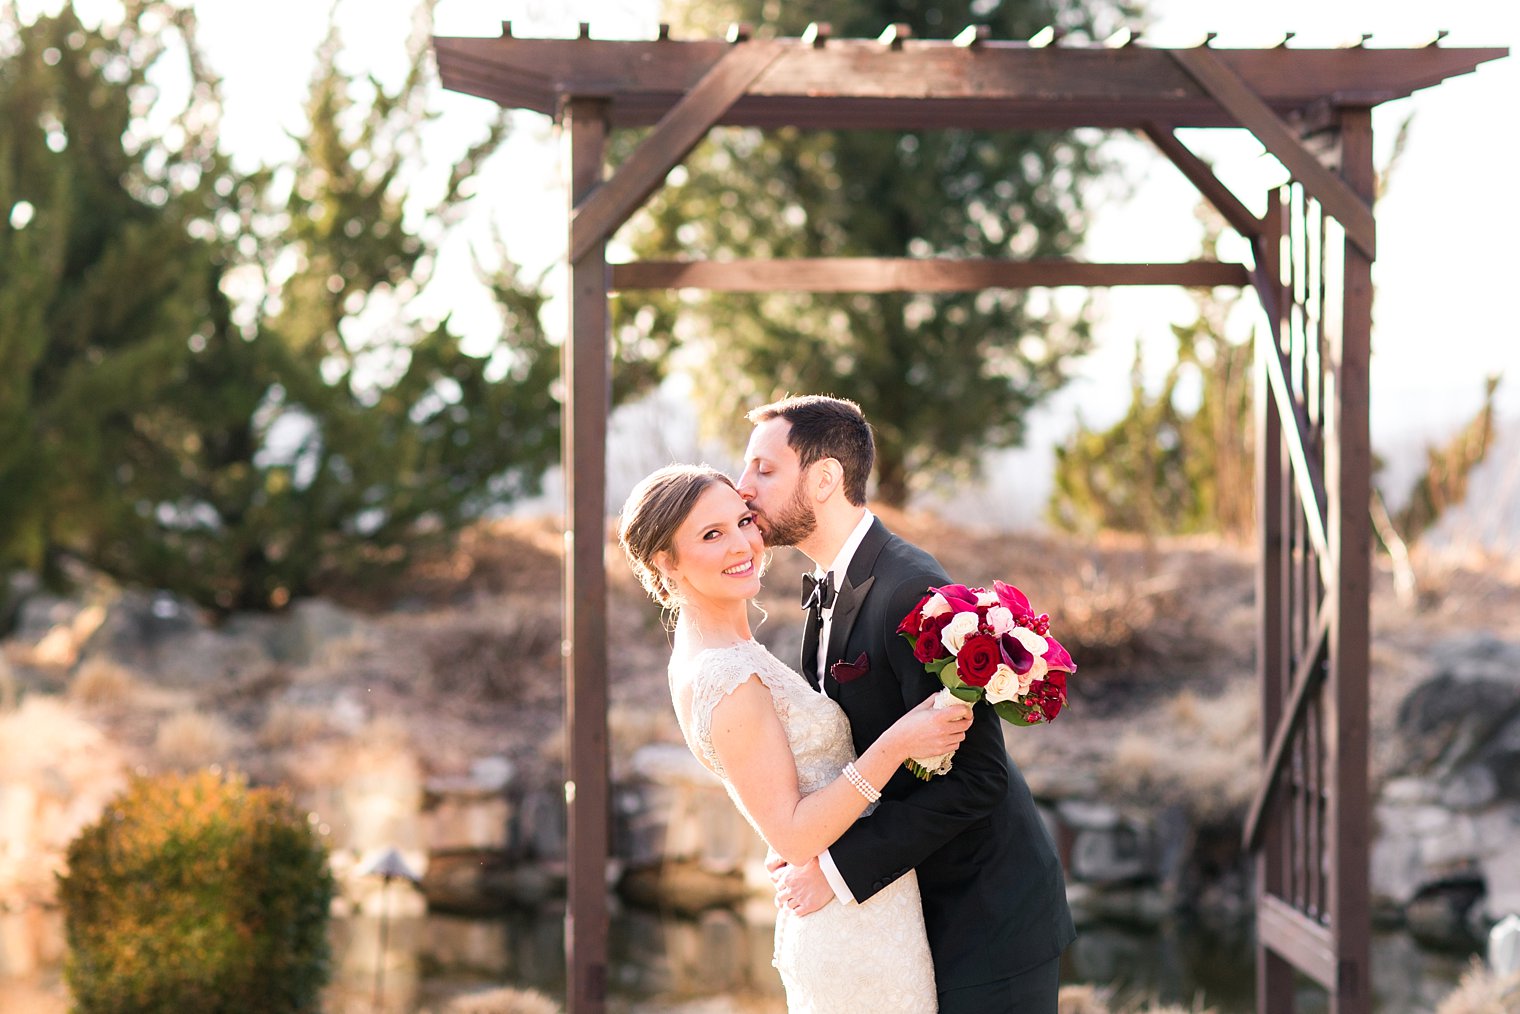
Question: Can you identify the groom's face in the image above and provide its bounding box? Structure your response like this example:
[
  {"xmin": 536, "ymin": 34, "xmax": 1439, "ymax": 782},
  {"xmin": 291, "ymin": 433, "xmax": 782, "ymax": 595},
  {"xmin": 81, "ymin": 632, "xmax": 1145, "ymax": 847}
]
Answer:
[{"xmin": 737, "ymin": 417, "xmax": 817, "ymax": 548}]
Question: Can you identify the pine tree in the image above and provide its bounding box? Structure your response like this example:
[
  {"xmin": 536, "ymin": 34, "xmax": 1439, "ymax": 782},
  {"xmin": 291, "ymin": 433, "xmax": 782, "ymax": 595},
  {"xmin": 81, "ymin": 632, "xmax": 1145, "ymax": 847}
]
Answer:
[
  {"xmin": 1047, "ymin": 213, "xmax": 1253, "ymax": 537},
  {"xmin": 1, "ymin": 2, "xmax": 558, "ymax": 612},
  {"xmin": 615, "ymin": 0, "xmax": 1137, "ymax": 505}
]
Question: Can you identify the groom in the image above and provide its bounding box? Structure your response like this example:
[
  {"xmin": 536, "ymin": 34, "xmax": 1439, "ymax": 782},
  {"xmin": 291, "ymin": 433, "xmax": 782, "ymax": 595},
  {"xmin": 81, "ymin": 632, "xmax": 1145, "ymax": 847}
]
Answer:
[{"xmin": 736, "ymin": 395, "xmax": 1074, "ymax": 1014}]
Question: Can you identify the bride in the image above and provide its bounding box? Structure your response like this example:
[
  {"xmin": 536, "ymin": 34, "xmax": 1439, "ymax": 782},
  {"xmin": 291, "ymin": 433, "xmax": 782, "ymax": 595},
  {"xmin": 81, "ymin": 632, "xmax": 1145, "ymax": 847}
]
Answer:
[{"xmin": 618, "ymin": 464, "xmax": 971, "ymax": 1013}]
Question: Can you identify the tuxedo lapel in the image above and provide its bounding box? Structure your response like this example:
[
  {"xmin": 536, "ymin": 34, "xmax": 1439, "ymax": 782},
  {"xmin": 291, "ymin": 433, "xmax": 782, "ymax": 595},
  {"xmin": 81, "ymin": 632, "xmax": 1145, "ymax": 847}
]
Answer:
[{"xmin": 821, "ymin": 519, "xmax": 890, "ymax": 699}]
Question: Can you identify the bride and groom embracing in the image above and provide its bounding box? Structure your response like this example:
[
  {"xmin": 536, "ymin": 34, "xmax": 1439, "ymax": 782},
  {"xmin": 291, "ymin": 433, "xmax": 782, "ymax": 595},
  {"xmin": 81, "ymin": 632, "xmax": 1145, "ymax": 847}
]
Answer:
[{"xmin": 617, "ymin": 395, "xmax": 1074, "ymax": 1013}]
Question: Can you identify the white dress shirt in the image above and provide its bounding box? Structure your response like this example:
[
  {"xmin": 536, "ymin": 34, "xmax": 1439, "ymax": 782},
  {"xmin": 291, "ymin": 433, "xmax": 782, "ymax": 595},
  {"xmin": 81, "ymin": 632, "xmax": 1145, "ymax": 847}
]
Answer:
[
  {"xmin": 812, "ymin": 510, "xmax": 875, "ymax": 905},
  {"xmin": 812, "ymin": 509, "xmax": 876, "ymax": 686}
]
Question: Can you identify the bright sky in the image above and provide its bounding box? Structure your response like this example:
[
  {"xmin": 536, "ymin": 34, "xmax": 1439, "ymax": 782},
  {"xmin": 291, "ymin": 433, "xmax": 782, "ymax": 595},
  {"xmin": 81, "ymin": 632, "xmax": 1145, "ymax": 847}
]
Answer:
[{"xmin": 13, "ymin": 0, "xmax": 1519, "ymax": 518}]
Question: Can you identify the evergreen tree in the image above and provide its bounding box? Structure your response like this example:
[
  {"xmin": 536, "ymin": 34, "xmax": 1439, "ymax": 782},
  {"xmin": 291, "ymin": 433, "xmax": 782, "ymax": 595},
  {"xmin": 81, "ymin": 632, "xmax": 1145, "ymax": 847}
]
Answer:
[
  {"xmin": 1047, "ymin": 214, "xmax": 1253, "ymax": 537},
  {"xmin": 1, "ymin": 2, "xmax": 557, "ymax": 612},
  {"xmin": 616, "ymin": 0, "xmax": 1137, "ymax": 505},
  {"xmin": 1393, "ymin": 374, "xmax": 1501, "ymax": 542}
]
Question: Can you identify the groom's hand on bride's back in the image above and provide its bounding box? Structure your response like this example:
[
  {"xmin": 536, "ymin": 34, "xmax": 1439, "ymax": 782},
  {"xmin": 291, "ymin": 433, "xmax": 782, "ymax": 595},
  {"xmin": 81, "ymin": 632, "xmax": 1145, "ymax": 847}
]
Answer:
[{"xmin": 769, "ymin": 854, "xmax": 834, "ymax": 917}]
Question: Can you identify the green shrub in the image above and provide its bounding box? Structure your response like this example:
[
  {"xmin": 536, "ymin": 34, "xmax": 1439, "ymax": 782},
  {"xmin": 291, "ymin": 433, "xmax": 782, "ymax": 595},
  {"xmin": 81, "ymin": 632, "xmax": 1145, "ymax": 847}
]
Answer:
[{"xmin": 58, "ymin": 770, "xmax": 336, "ymax": 1013}]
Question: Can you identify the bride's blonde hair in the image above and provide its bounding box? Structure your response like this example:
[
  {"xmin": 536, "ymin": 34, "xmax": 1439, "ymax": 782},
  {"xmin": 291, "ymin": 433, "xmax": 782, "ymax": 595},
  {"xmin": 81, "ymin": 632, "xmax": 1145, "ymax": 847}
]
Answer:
[{"xmin": 617, "ymin": 464, "xmax": 738, "ymax": 611}]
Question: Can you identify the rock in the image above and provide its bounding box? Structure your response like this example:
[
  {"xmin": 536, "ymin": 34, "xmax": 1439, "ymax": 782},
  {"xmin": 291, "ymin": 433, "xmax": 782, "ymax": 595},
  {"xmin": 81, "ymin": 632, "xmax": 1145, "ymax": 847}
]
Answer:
[
  {"xmin": 1058, "ymin": 799, "xmax": 1121, "ymax": 831},
  {"xmin": 1441, "ymin": 764, "xmax": 1499, "ymax": 810},
  {"xmin": 1381, "ymin": 776, "xmax": 1440, "ymax": 805},
  {"xmin": 1393, "ymin": 636, "xmax": 1520, "ymax": 777},
  {"xmin": 1069, "ymin": 819, "xmax": 1150, "ymax": 885},
  {"xmin": 223, "ymin": 598, "xmax": 362, "ymax": 666},
  {"xmin": 617, "ymin": 861, "xmax": 749, "ymax": 914},
  {"xmin": 422, "ymin": 757, "xmax": 517, "ymax": 853},
  {"xmin": 1473, "ymin": 805, "xmax": 1520, "ymax": 921},
  {"xmin": 1404, "ymin": 876, "xmax": 1487, "ymax": 950},
  {"xmin": 420, "ymin": 850, "xmax": 566, "ymax": 914}
]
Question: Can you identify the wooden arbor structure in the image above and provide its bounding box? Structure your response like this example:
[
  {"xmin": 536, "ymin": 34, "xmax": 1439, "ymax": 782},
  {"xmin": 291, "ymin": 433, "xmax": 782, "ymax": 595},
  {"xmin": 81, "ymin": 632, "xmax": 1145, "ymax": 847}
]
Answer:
[{"xmin": 433, "ymin": 24, "xmax": 1505, "ymax": 1014}]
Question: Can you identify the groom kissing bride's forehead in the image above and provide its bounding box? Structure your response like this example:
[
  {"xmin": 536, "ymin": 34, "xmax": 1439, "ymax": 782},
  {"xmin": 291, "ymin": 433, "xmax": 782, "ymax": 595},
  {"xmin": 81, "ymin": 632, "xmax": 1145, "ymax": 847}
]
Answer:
[{"xmin": 738, "ymin": 393, "xmax": 1075, "ymax": 1014}]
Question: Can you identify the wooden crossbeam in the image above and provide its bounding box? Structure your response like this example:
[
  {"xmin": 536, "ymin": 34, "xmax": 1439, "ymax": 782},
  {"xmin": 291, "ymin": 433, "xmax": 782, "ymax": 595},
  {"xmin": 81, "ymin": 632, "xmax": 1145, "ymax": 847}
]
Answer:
[
  {"xmin": 1243, "ymin": 608, "xmax": 1332, "ymax": 850},
  {"xmin": 1142, "ymin": 123, "xmax": 1264, "ymax": 238},
  {"xmin": 435, "ymin": 36, "xmax": 1508, "ymax": 130},
  {"xmin": 568, "ymin": 40, "xmax": 786, "ymax": 263},
  {"xmin": 1262, "ymin": 336, "xmax": 1333, "ymax": 578},
  {"xmin": 611, "ymin": 258, "xmax": 1250, "ymax": 292},
  {"xmin": 1259, "ymin": 894, "xmax": 1337, "ymax": 990},
  {"xmin": 1169, "ymin": 46, "xmax": 1377, "ymax": 259}
]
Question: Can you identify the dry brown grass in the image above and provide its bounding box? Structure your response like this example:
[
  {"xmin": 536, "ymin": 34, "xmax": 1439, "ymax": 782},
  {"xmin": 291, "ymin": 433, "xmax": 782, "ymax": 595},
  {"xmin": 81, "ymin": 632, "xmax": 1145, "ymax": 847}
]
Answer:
[
  {"xmin": 432, "ymin": 986, "xmax": 561, "ymax": 1014},
  {"xmin": 1101, "ymin": 681, "xmax": 1259, "ymax": 822},
  {"xmin": 67, "ymin": 657, "xmax": 141, "ymax": 708},
  {"xmin": 1435, "ymin": 960, "xmax": 1520, "ymax": 1014},
  {"xmin": 257, "ymin": 701, "xmax": 330, "ymax": 750},
  {"xmin": 153, "ymin": 710, "xmax": 240, "ymax": 771},
  {"xmin": 1058, "ymin": 983, "xmax": 1221, "ymax": 1014}
]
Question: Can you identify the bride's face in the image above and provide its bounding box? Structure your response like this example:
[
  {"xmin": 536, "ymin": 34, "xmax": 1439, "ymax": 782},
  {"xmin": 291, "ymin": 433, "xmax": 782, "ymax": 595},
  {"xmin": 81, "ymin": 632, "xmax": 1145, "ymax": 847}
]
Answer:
[{"xmin": 663, "ymin": 483, "xmax": 765, "ymax": 606}]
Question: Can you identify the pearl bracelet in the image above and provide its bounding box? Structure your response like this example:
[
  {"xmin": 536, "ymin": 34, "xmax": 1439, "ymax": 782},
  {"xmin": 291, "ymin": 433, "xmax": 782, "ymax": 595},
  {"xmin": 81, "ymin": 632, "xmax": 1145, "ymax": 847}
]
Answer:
[{"xmin": 842, "ymin": 762, "xmax": 881, "ymax": 803}]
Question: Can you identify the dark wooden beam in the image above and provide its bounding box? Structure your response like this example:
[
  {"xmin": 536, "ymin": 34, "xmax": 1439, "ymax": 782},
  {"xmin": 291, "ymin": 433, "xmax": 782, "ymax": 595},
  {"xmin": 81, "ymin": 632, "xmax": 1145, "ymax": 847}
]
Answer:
[
  {"xmin": 1261, "ymin": 333, "xmax": 1332, "ymax": 575},
  {"xmin": 569, "ymin": 40, "xmax": 785, "ymax": 263},
  {"xmin": 434, "ymin": 35, "xmax": 1507, "ymax": 129},
  {"xmin": 1168, "ymin": 46, "xmax": 1377, "ymax": 259},
  {"xmin": 1142, "ymin": 122, "xmax": 1264, "ymax": 238},
  {"xmin": 1243, "ymin": 609, "xmax": 1331, "ymax": 851},
  {"xmin": 611, "ymin": 258, "xmax": 1250, "ymax": 292},
  {"xmin": 564, "ymin": 97, "xmax": 610, "ymax": 1014},
  {"xmin": 1259, "ymin": 894, "xmax": 1337, "ymax": 991},
  {"xmin": 1254, "ymin": 188, "xmax": 1297, "ymax": 1014},
  {"xmin": 1327, "ymin": 104, "xmax": 1374, "ymax": 1014}
]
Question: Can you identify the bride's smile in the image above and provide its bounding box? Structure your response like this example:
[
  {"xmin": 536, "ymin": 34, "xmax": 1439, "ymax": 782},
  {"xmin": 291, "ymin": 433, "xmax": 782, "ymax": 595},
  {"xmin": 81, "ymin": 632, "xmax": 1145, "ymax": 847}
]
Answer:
[{"xmin": 660, "ymin": 483, "xmax": 765, "ymax": 612}]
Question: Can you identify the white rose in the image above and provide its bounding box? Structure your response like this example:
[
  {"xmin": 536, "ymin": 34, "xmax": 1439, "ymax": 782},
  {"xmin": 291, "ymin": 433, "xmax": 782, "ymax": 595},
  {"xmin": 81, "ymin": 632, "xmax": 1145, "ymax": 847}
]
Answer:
[
  {"xmin": 976, "ymin": 589, "xmax": 998, "ymax": 607},
  {"xmin": 986, "ymin": 606, "xmax": 1015, "ymax": 637},
  {"xmin": 1018, "ymin": 658, "xmax": 1047, "ymax": 694},
  {"xmin": 941, "ymin": 612, "xmax": 981, "ymax": 655},
  {"xmin": 921, "ymin": 592, "xmax": 951, "ymax": 618},
  {"xmin": 1009, "ymin": 626, "xmax": 1048, "ymax": 657},
  {"xmin": 984, "ymin": 663, "xmax": 1022, "ymax": 704}
]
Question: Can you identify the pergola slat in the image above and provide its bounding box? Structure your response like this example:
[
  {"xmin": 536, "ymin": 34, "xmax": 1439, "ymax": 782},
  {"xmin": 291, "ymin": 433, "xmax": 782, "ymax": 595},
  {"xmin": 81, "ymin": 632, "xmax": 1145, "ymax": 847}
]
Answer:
[
  {"xmin": 570, "ymin": 41, "xmax": 786, "ymax": 262},
  {"xmin": 1259, "ymin": 894, "xmax": 1338, "ymax": 990},
  {"xmin": 1141, "ymin": 123, "xmax": 1264, "ymax": 238},
  {"xmin": 433, "ymin": 36, "xmax": 1505, "ymax": 130},
  {"xmin": 1243, "ymin": 609, "xmax": 1331, "ymax": 850},
  {"xmin": 1168, "ymin": 47, "xmax": 1377, "ymax": 258},
  {"xmin": 611, "ymin": 258, "xmax": 1249, "ymax": 292},
  {"xmin": 1262, "ymin": 334, "xmax": 1333, "ymax": 576}
]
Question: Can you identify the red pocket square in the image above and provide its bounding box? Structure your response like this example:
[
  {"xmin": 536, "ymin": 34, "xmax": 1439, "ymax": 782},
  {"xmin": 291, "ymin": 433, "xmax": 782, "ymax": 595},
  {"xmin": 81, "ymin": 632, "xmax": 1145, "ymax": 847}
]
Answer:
[{"xmin": 830, "ymin": 652, "xmax": 870, "ymax": 683}]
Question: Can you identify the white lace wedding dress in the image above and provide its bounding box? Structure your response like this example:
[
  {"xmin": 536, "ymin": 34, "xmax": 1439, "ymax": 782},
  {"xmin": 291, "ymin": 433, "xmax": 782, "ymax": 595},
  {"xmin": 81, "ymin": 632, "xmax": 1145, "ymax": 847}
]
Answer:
[{"xmin": 673, "ymin": 638, "xmax": 938, "ymax": 1013}]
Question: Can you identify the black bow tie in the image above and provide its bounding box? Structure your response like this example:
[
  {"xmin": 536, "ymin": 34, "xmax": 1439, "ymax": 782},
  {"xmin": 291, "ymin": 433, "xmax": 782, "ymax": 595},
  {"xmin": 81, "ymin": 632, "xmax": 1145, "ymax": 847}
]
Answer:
[{"xmin": 801, "ymin": 571, "xmax": 837, "ymax": 612}]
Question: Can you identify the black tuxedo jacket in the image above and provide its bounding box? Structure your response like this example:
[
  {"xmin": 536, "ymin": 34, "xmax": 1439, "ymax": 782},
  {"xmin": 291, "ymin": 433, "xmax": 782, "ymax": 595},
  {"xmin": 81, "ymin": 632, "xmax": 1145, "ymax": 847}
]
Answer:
[{"xmin": 815, "ymin": 518, "xmax": 1075, "ymax": 991}]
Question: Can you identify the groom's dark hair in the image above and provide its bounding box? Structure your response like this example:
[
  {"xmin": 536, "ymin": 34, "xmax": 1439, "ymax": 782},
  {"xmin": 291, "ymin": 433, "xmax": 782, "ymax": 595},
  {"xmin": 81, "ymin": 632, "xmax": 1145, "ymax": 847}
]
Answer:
[{"xmin": 747, "ymin": 395, "xmax": 874, "ymax": 506}]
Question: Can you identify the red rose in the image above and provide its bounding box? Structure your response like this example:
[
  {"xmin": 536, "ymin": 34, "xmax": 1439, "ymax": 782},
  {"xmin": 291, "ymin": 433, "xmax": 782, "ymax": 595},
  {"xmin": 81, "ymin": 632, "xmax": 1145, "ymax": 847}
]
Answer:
[
  {"xmin": 957, "ymin": 632, "xmax": 1001, "ymax": 687},
  {"xmin": 897, "ymin": 593, "xmax": 933, "ymax": 637},
  {"xmin": 913, "ymin": 613, "xmax": 951, "ymax": 663}
]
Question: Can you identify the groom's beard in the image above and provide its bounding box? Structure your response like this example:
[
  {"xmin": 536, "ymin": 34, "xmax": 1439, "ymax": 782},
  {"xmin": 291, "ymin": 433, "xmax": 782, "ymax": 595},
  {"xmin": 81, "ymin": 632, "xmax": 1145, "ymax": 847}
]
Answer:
[{"xmin": 755, "ymin": 483, "xmax": 817, "ymax": 548}]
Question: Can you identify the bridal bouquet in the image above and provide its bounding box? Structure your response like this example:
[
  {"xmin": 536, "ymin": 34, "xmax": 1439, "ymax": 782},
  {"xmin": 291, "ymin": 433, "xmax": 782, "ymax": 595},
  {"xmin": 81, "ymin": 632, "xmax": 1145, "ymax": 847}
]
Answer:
[{"xmin": 897, "ymin": 581, "xmax": 1076, "ymax": 779}]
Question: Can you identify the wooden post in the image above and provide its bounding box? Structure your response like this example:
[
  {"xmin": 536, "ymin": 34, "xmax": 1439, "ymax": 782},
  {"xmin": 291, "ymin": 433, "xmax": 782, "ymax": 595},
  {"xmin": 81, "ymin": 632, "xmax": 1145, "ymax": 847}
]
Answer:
[
  {"xmin": 1326, "ymin": 106, "xmax": 1374, "ymax": 1014},
  {"xmin": 1255, "ymin": 188, "xmax": 1296, "ymax": 1014},
  {"xmin": 564, "ymin": 96, "xmax": 611, "ymax": 1014}
]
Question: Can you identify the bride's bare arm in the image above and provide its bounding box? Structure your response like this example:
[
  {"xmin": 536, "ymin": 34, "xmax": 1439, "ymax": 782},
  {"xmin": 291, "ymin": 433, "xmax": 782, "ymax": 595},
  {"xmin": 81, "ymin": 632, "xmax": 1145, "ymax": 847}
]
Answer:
[{"xmin": 710, "ymin": 677, "xmax": 968, "ymax": 866}]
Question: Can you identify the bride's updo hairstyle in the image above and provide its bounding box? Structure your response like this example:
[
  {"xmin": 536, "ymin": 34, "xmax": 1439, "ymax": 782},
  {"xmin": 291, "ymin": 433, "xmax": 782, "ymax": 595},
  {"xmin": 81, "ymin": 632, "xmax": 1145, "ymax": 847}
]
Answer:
[{"xmin": 618, "ymin": 464, "xmax": 739, "ymax": 610}]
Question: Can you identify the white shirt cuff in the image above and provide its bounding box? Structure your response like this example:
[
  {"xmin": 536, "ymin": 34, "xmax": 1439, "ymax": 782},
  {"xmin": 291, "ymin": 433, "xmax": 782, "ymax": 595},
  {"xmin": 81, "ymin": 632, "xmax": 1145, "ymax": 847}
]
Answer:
[{"xmin": 818, "ymin": 849, "xmax": 857, "ymax": 905}]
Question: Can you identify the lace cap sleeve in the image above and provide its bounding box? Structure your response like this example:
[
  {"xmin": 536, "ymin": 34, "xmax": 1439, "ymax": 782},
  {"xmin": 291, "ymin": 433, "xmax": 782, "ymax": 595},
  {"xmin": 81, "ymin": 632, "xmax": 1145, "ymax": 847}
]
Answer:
[{"xmin": 687, "ymin": 643, "xmax": 783, "ymax": 780}]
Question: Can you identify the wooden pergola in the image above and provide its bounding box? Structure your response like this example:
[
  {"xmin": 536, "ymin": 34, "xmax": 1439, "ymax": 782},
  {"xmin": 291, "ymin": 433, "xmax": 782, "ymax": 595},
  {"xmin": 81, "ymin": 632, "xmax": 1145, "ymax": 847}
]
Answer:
[{"xmin": 433, "ymin": 23, "xmax": 1505, "ymax": 1014}]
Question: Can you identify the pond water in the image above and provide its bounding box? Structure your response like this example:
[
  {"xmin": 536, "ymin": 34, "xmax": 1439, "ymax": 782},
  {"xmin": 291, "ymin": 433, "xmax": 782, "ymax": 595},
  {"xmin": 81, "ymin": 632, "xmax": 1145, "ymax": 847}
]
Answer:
[{"xmin": 0, "ymin": 903, "xmax": 1479, "ymax": 1012}]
